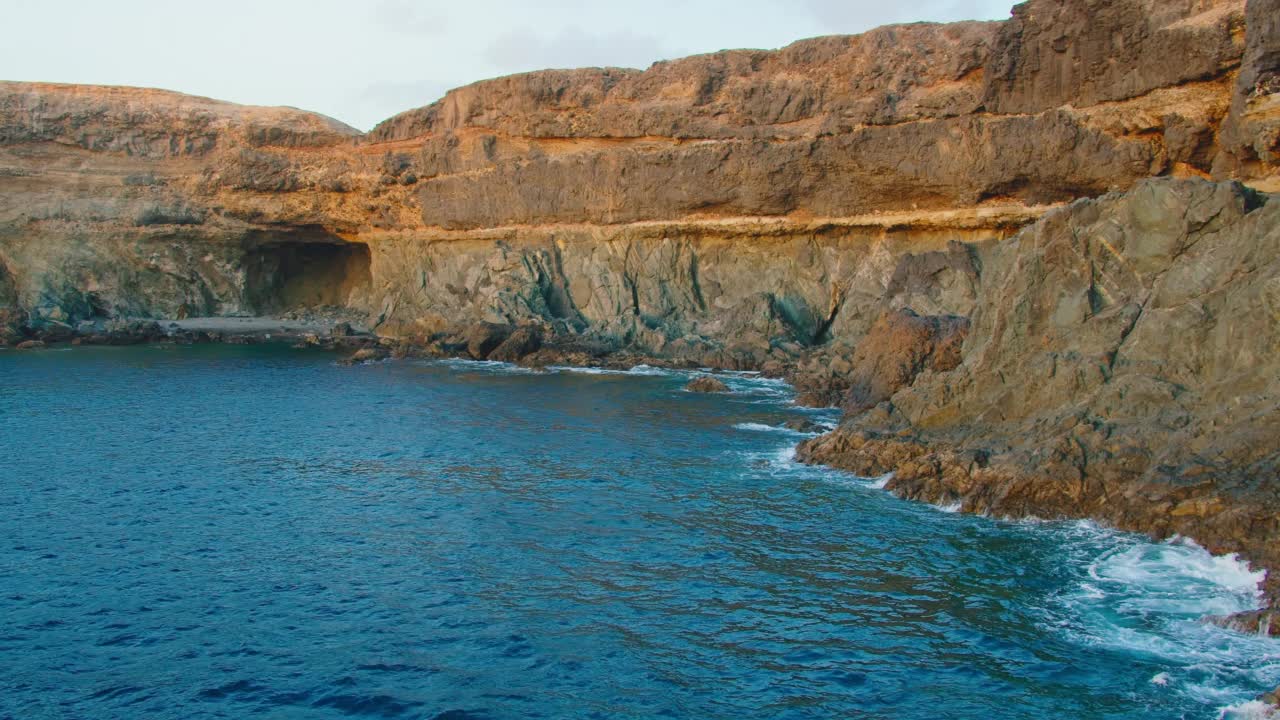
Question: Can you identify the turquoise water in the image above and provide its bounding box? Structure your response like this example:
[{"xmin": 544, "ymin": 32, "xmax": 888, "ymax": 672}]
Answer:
[{"xmin": 1, "ymin": 345, "xmax": 1277, "ymax": 719}]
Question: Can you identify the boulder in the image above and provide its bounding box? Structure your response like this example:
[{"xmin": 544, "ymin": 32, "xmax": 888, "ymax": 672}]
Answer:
[
  {"xmin": 686, "ymin": 376, "xmax": 730, "ymax": 393},
  {"xmin": 487, "ymin": 326, "xmax": 542, "ymax": 363},
  {"xmin": 337, "ymin": 348, "xmax": 389, "ymax": 366},
  {"xmin": 783, "ymin": 419, "xmax": 828, "ymax": 434},
  {"xmin": 464, "ymin": 322, "xmax": 514, "ymax": 360}
]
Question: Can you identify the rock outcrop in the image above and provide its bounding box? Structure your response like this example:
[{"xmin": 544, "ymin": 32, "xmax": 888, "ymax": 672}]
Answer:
[
  {"xmin": 687, "ymin": 376, "xmax": 731, "ymax": 393},
  {"xmin": 799, "ymin": 177, "xmax": 1280, "ymax": 606},
  {"xmin": 842, "ymin": 308, "xmax": 969, "ymax": 414}
]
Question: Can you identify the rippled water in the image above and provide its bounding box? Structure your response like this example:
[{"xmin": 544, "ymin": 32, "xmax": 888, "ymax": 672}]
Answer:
[{"xmin": 1, "ymin": 345, "xmax": 1277, "ymax": 719}]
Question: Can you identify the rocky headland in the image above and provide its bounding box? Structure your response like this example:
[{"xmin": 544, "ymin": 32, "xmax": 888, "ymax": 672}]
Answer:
[{"xmin": 2, "ymin": 0, "xmax": 1280, "ymax": 671}]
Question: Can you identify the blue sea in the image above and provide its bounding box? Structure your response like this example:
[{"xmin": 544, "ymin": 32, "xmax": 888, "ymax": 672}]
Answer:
[{"xmin": 1, "ymin": 344, "xmax": 1277, "ymax": 719}]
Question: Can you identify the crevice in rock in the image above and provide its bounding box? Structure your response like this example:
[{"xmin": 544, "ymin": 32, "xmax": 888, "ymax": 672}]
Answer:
[
  {"xmin": 688, "ymin": 250, "xmax": 707, "ymax": 313},
  {"xmin": 813, "ymin": 284, "xmax": 845, "ymax": 346}
]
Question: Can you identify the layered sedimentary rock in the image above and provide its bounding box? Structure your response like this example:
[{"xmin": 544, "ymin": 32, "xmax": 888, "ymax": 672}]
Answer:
[
  {"xmin": 1, "ymin": 0, "xmax": 1280, "ymax": 615},
  {"xmin": 2, "ymin": 0, "xmax": 1276, "ymax": 354}
]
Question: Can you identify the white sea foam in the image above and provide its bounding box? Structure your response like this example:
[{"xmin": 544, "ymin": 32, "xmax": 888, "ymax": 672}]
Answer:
[
  {"xmin": 1046, "ymin": 523, "xmax": 1280, "ymax": 714},
  {"xmin": 936, "ymin": 501, "xmax": 963, "ymax": 513},
  {"xmin": 869, "ymin": 472, "xmax": 894, "ymax": 490},
  {"xmin": 1219, "ymin": 701, "xmax": 1279, "ymax": 720},
  {"xmin": 755, "ymin": 452, "xmax": 1279, "ymax": 715},
  {"xmin": 733, "ymin": 422, "xmax": 804, "ymax": 435},
  {"xmin": 718, "ymin": 374, "xmax": 795, "ymax": 399},
  {"xmin": 1084, "ymin": 538, "xmax": 1266, "ymax": 618},
  {"xmin": 428, "ymin": 358, "xmax": 539, "ymax": 374},
  {"xmin": 546, "ymin": 364, "xmax": 676, "ymax": 377}
]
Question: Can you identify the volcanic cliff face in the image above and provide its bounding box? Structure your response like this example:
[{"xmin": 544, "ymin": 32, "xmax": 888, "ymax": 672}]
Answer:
[
  {"xmin": 799, "ymin": 178, "xmax": 1280, "ymax": 597},
  {"xmin": 1, "ymin": 0, "xmax": 1276, "ymax": 353},
  {"xmin": 2, "ymin": 0, "xmax": 1280, "ymax": 608}
]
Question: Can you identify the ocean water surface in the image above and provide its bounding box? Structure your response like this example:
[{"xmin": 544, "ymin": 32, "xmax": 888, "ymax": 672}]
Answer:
[{"xmin": 1, "ymin": 344, "xmax": 1277, "ymax": 719}]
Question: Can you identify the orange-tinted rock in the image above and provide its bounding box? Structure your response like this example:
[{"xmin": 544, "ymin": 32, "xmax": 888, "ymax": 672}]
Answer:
[{"xmin": 843, "ymin": 309, "xmax": 969, "ymax": 414}]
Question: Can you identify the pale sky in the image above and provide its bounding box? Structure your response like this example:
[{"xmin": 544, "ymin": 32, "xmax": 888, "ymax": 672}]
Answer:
[{"xmin": 0, "ymin": 0, "xmax": 1014, "ymax": 131}]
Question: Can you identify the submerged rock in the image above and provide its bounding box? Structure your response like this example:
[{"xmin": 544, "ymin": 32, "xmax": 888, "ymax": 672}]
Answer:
[
  {"xmin": 338, "ymin": 347, "xmax": 389, "ymax": 366},
  {"xmin": 686, "ymin": 376, "xmax": 730, "ymax": 393},
  {"xmin": 782, "ymin": 419, "xmax": 828, "ymax": 434}
]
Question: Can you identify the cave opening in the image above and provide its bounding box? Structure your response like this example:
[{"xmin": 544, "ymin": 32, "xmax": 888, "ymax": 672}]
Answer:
[{"xmin": 243, "ymin": 239, "xmax": 372, "ymax": 315}]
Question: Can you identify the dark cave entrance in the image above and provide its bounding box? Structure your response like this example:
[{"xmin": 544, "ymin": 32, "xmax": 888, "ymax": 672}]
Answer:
[{"xmin": 243, "ymin": 238, "xmax": 372, "ymax": 315}]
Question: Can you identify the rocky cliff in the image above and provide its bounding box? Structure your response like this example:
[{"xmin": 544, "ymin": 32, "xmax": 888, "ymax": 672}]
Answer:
[
  {"xmin": 2, "ymin": 0, "xmax": 1276, "ymax": 348},
  {"xmin": 799, "ymin": 177, "xmax": 1280, "ymax": 603},
  {"xmin": 2, "ymin": 0, "xmax": 1280, "ymax": 623}
]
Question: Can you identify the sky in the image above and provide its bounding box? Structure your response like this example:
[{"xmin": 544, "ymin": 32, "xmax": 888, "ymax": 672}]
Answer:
[{"xmin": 0, "ymin": 0, "xmax": 1015, "ymax": 131}]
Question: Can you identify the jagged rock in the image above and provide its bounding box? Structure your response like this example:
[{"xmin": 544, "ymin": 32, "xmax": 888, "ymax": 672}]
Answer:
[
  {"xmin": 801, "ymin": 177, "xmax": 1280, "ymax": 605},
  {"xmin": 686, "ymin": 376, "xmax": 730, "ymax": 393},
  {"xmin": 15, "ymin": 340, "xmax": 44, "ymax": 350},
  {"xmin": 843, "ymin": 309, "xmax": 969, "ymax": 414},
  {"xmin": 1208, "ymin": 608, "xmax": 1280, "ymax": 637},
  {"xmin": 1221, "ymin": 0, "xmax": 1280, "ymax": 175},
  {"xmin": 0, "ymin": 307, "xmax": 25, "ymax": 346},
  {"xmin": 34, "ymin": 322, "xmax": 75, "ymax": 343}
]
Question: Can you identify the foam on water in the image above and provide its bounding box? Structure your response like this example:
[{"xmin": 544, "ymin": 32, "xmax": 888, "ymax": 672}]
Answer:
[
  {"xmin": 1219, "ymin": 701, "xmax": 1279, "ymax": 720},
  {"xmin": 1042, "ymin": 523, "xmax": 1280, "ymax": 714},
  {"xmin": 1085, "ymin": 538, "xmax": 1266, "ymax": 617},
  {"xmin": 547, "ymin": 363, "xmax": 676, "ymax": 377},
  {"xmin": 716, "ymin": 373, "xmax": 796, "ymax": 399},
  {"xmin": 793, "ymin": 460, "xmax": 1280, "ymax": 716},
  {"xmin": 870, "ymin": 472, "xmax": 895, "ymax": 489},
  {"xmin": 426, "ymin": 358, "xmax": 542, "ymax": 375},
  {"xmin": 732, "ymin": 422, "xmax": 813, "ymax": 436}
]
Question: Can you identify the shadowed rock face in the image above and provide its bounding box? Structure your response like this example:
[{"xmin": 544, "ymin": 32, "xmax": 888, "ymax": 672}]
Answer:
[{"xmin": 1, "ymin": 0, "xmax": 1280, "ymax": 625}]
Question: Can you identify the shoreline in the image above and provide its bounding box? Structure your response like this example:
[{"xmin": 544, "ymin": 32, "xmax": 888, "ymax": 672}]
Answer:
[
  {"xmin": 8, "ymin": 322, "xmax": 1279, "ymax": 709},
  {"xmin": 6, "ymin": 321, "xmax": 1278, "ymax": 632}
]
